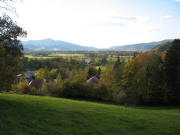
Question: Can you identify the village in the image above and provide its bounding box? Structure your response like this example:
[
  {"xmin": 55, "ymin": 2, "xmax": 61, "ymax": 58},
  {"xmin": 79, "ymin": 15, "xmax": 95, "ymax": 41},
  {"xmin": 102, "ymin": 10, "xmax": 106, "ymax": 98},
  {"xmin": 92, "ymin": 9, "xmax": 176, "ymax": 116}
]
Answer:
[{"xmin": 16, "ymin": 70, "xmax": 100, "ymax": 90}]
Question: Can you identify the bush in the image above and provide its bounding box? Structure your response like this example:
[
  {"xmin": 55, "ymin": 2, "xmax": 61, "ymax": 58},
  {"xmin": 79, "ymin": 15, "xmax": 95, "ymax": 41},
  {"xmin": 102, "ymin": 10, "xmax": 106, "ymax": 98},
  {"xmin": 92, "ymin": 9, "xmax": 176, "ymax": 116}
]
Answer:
[
  {"xmin": 22, "ymin": 85, "xmax": 32, "ymax": 94},
  {"xmin": 52, "ymin": 80, "xmax": 109, "ymax": 101},
  {"xmin": 12, "ymin": 79, "xmax": 28, "ymax": 93},
  {"xmin": 88, "ymin": 83, "xmax": 109, "ymax": 101},
  {"xmin": 55, "ymin": 79, "xmax": 88, "ymax": 99},
  {"xmin": 112, "ymin": 90, "xmax": 127, "ymax": 104}
]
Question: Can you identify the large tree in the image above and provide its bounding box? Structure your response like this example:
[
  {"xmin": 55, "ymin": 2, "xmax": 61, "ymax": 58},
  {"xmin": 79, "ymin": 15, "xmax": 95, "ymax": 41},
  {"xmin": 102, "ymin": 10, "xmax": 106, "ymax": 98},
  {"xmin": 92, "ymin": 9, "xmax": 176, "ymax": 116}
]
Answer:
[
  {"xmin": 0, "ymin": 0, "xmax": 27, "ymax": 91},
  {"xmin": 164, "ymin": 39, "xmax": 180, "ymax": 103},
  {"xmin": 122, "ymin": 53, "xmax": 168, "ymax": 104},
  {"xmin": 0, "ymin": 0, "xmax": 16, "ymax": 14}
]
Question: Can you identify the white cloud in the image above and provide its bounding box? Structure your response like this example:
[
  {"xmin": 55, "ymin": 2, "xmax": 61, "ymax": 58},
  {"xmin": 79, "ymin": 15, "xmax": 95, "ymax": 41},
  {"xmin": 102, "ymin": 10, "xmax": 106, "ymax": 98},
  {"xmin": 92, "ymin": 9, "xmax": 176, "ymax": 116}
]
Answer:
[
  {"xmin": 14, "ymin": 0, "xmax": 177, "ymax": 48},
  {"xmin": 175, "ymin": 0, "xmax": 180, "ymax": 2},
  {"xmin": 95, "ymin": 15, "xmax": 138, "ymax": 27},
  {"xmin": 112, "ymin": 16, "xmax": 137, "ymax": 21},
  {"xmin": 161, "ymin": 15, "xmax": 173, "ymax": 19}
]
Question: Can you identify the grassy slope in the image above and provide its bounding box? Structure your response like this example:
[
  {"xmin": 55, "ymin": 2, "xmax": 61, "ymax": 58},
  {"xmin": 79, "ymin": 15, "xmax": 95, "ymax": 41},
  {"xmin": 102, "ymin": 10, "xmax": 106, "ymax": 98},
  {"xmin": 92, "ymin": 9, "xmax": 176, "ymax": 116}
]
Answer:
[{"xmin": 0, "ymin": 93, "xmax": 180, "ymax": 135}]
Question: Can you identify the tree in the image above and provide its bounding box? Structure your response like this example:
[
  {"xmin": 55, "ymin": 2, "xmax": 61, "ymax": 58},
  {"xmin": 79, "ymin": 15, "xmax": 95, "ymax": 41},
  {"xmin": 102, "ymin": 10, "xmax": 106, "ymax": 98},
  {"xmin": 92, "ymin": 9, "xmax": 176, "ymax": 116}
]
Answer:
[
  {"xmin": 87, "ymin": 66, "xmax": 97, "ymax": 79},
  {"xmin": 164, "ymin": 39, "xmax": 180, "ymax": 103},
  {"xmin": 0, "ymin": 15, "xmax": 26, "ymax": 56},
  {"xmin": 96, "ymin": 67, "xmax": 101, "ymax": 79},
  {"xmin": 56, "ymin": 73, "xmax": 63, "ymax": 87},
  {"xmin": 112, "ymin": 56, "xmax": 124, "ymax": 87},
  {"xmin": 0, "ymin": 0, "xmax": 16, "ymax": 13},
  {"xmin": 49, "ymin": 69, "xmax": 58, "ymax": 79},
  {"xmin": 0, "ymin": 15, "xmax": 26, "ymax": 91},
  {"xmin": 122, "ymin": 53, "xmax": 168, "ymax": 104},
  {"xmin": 101, "ymin": 61, "xmax": 124, "ymax": 101},
  {"xmin": 101, "ymin": 56, "xmax": 108, "ymax": 65},
  {"xmin": 36, "ymin": 68, "xmax": 50, "ymax": 79},
  {"xmin": 113, "ymin": 56, "xmax": 120, "ymax": 69}
]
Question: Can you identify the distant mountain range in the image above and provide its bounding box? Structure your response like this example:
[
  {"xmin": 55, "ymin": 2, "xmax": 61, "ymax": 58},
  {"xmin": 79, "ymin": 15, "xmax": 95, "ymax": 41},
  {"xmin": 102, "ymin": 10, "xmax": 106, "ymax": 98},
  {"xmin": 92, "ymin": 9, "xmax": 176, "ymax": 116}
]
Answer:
[
  {"xmin": 22, "ymin": 39, "xmax": 173, "ymax": 52},
  {"xmin": 22, "ymin": 39, "xmax": 96, "ymax": 51}
]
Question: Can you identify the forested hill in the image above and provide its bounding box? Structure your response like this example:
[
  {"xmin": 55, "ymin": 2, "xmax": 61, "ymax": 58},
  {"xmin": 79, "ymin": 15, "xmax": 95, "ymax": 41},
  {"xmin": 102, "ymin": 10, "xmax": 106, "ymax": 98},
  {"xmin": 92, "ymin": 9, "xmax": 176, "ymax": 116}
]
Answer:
[
  {"xmin": 150, "ymin": 41, "xmax": 172, "ymax": 55},
  {"xmin": 109, "ymin": 40, "xmax": 172, "ymax": 51},
  {"xmin": 22, "ymin": 39, "xmax": 172, "ymax": 51},
  {"xmin": 22, "ymin": 39, "xmax": 97, "ymax": 51}
]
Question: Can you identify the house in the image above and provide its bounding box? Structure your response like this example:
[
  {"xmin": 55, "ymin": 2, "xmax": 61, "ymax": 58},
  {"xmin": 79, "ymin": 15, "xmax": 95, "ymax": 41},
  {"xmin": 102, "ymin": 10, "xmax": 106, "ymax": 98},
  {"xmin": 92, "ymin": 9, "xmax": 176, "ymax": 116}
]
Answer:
[
  {"xmin": 24, "ymin": 71, "xmax": 37, "ymax": 82},
  {"xmin": 86, "ymin": 76, "xmax": 99, "ymax": 85},
  {"xmin": 29, "ymin": 79, "xmax": 59, "ymax": 90},
  {"xmin": 29, "ymin": 79, "xmax": 45, "ymax": 90},
  {"xmin": 16, "ymin": 74, "xmax": 23, "ymax": 77},
  {"xmin": 85, "ymin": 58, "xmax": 91, "ymax": 65},
  {"xmin": 16, "ymin": 74, "xmax": 23, "ymax": 82}
]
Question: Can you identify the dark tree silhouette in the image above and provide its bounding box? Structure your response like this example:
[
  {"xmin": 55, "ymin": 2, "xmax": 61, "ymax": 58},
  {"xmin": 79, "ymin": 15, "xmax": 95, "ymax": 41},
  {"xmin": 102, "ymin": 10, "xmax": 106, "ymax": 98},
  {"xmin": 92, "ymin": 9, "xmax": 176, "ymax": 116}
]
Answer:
[
  {"xmin": 0, "ymin": 0, "xmax": 27, "ymax": 91},
  {"xmin": 164, "ymin": 39, "xmax": 180, "ymax": 103}
]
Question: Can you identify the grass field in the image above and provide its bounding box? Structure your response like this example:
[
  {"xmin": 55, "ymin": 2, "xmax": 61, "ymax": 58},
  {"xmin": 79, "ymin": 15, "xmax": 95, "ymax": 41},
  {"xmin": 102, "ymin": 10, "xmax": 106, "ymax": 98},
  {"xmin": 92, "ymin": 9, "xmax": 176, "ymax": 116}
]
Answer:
[
  {"xmin": 0, "ymin": 93, "xmax": 180, "ymax": 135},
  {"xmin": 25, "ymin": 55, "xmax": 56, "ymax": 59},
  {"xmin": 49, "ymin": 54, "xmax": 84, "ymax": 57},
  {"xmin": 24, "ymin": 54, "xmax": 133, "ymax": 63},
  {"xmin": 24, "ymin": 54, "xmax": 84, "ymax": 59}
]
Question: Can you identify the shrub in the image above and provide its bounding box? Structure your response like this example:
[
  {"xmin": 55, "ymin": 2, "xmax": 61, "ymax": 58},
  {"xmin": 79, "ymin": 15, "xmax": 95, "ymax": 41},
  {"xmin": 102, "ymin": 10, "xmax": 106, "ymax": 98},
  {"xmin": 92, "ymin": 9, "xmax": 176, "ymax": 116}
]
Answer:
[
  {"xmin": 12, "ymin": 79, "xmax": 28, "ymax": 93},
  {"xmin": 55, "ymin": 79, "xmax": 87, "ymax": 99},
  {"xmin": 22, "ymin": 85, "xmax": 32, "ymax": 94},
  {"xmin": 112, "ymin": 90, "xmax": 127, "ymax": 104},
  {"xmin": 89, "ymin": 83, "xmax": 109, "ymax": 101}
]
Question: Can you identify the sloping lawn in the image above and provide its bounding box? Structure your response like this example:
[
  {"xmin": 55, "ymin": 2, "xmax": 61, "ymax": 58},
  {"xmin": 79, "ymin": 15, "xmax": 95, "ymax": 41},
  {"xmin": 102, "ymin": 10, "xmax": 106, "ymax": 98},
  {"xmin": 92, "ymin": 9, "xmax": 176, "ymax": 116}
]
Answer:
[{"xmin": 0, "ymin": 93, "xmax": 180, "ymax": 135}]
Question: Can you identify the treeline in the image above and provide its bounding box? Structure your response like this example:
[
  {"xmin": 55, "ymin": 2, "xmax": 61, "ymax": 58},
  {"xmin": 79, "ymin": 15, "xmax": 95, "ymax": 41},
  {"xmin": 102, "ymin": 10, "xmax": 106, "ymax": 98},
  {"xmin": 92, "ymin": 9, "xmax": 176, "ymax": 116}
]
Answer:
[
  {"xmin": 21, "ymin": 53, "xmax": 134, "ymax": 71},
  {"xmin": 24, "ymin": 50, "xmax": 141, "ymax": 56},
  {"xmin": 21, "ymin": 57, "xmax": 86, "ymax": 71},
  {"xmin": 101, "ymin": 40, "xmax": 180, "ymax": 105}
]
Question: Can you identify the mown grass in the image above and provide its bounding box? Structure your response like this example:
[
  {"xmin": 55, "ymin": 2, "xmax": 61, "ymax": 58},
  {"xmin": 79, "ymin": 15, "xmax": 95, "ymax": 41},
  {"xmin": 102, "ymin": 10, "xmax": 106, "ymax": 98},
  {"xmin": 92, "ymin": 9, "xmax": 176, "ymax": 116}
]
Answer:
[{"xmin": 0, "ymin": 93, "xmax": 180, "ymax": 135}]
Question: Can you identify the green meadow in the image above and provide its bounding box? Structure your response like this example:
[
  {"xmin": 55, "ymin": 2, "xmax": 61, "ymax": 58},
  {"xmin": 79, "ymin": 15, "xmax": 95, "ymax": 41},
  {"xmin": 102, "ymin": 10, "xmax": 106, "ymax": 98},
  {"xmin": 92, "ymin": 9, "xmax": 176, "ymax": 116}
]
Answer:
[
  {"xmin": 48, "ymin": 53, "xmax": 84, "ymax": 57},
  {"xmin": 24, "ymin": 55, "xmax": 56, "ymax": 59},
  {"xmin": 0, "ymin": 93, "xmax": 180, "ymax": 135},
  {"xmin": 24, "ymin": 54, "xmax": 84, "ymax": 59},
  {"xmin": 24, "ymin": 54, "xmax": 133, "ymax": 63}
]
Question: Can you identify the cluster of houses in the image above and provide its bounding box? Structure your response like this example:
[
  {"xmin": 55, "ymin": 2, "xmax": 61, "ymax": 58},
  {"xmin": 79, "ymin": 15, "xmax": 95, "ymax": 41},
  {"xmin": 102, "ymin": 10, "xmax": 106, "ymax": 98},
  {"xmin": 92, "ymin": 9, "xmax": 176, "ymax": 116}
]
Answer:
[
  {"xmin": 17, "ymin": 71, "xmax": 100, "ymax": 90},
  {"xmin": 17, "ymin": 71, "xmax": 45, "ymax": 90}
]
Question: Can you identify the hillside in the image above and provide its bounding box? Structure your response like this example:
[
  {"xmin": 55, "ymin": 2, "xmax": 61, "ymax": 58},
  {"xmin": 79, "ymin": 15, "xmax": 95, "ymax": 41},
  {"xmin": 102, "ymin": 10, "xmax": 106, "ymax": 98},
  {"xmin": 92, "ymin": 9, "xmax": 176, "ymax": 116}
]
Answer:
[
  {"xmin": 0, "ymin": 93, "xmax": 180, "ymax": 135},
  {"xmin": 22, "ymin": 39, "xmax": 97, "ymax": 51},
  {"xmin": 150, "ymin": 41, "xmax": 172, "ymax": 55},
  {"xmin": 110, "ymin": 40, "xmax": 172, "ymax": 51}
]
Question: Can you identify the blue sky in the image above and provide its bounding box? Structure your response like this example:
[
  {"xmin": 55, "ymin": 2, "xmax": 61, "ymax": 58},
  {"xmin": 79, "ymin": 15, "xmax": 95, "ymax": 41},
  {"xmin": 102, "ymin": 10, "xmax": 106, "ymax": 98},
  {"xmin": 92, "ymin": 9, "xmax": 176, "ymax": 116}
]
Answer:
[{"xmin": 14, "ymin": 0, "xmax": 180, "ymax": 48}]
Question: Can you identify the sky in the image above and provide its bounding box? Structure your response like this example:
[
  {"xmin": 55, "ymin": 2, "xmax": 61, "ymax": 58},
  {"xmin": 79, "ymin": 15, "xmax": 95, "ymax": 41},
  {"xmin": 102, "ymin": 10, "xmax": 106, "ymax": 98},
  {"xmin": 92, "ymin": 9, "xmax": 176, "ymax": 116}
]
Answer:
[{"xmin": 12, "ymin": 0, "xmax": 180, "ymax": 48}]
